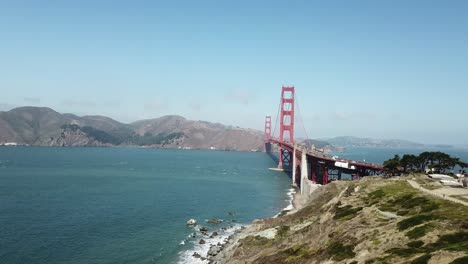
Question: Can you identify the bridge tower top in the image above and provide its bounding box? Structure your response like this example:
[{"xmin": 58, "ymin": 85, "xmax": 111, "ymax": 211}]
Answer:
[
  {"xmin": 280, "ymin": 86, "xmax": 294, "ymax": 144},
  {"xmin": 264, "ymin": 115, "xmax": 271, "ymax": 140}
]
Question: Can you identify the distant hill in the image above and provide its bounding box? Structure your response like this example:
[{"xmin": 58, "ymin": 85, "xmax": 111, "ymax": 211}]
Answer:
[
  {"xmin": 323, "ymin": 136, "xmax": 450, "ymax": 149},
  {"xmin": 297, "ymin": 138, "xmax": 331, "ymax": 149},
  {"xmin": 0, "ymin": 107, "xmax": 263, "ymax": 151}
]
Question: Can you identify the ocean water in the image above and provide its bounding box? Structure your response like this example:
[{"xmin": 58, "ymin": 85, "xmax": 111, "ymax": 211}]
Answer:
[
  {"xmin": 1, "ymin": 146, "xmax": 467, "ymax": 264},
  {"xmin": 0, "ymin": 147, "xmax": 292, "ymax": 264},
  {"xmin": 331, "ymin": 147, "xmax": 468, "ymax": 166}
]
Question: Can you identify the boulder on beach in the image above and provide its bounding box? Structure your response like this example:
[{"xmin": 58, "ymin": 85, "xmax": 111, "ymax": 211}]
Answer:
[
  {"xmin": 192, "ymin": 252, "xmax": 201, "ymax": 258},
  {"xmin": 211, "ymin": 231, "xmax": 218, "ymax": 237},
  {"xmin": 186, "ymin": 219, "xmax": 197, "ymax": 226},
  {"xmin": 200, "ymin": 226, "xmax": 209, "ymax": 232},
  {"xmin": 207, "ymin": 245, "xmax": 221, "ymax": 256},
  {"xmin": 199, "ymin": 239, "xmax": 206, "ymax": 244}
]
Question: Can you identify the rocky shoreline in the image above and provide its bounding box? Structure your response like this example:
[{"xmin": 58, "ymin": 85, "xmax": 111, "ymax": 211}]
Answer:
[
  {"xmin": 207, "ymin": 187, "xmax": 307, "ymax": 264},
  {"xmin": 192, "ymin": 186, "xmax": 309, "ymax": 264},
  {"xmin": 180, "ymin": 186, "xmax": 308, "ymax": 264}
]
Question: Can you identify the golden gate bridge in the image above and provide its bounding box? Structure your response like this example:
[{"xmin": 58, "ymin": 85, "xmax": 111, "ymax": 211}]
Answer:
[{"xmin": 264, "ymin": 86, "xmax": 384, "ymax": 194}]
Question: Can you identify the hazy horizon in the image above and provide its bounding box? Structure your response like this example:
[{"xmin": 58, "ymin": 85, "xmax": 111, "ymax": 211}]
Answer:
[
  {"xmin": 2, "ymin": 104, "xmax": 466, "ymax": 147},
  {"xmin": 1, "ymin": 1, "xmax": 467, "ymax": 145}
]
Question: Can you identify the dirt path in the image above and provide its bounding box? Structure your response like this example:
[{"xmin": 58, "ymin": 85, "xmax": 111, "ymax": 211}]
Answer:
[{"xmin": 407, "ymin": 180, "xmax": 468, "ymax": 207}]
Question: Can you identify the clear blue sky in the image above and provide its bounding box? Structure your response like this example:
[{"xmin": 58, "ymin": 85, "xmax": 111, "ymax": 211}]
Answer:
[{"xmin": 1, "ymin": 1, "xmax": 467, "ymax": 144}]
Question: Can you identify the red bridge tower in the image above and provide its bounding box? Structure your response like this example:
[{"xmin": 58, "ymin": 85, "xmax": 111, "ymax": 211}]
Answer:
[
  {"xmin": 278, "ymin": 86, "xmax": 295, "ymax": 169},
  {"xmin": 264, "ymin": 116, "xmax": 272, "ymax": 153}
]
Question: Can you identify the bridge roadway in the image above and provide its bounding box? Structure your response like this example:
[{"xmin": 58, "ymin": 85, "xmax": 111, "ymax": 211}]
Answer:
[
  {"xmin": 267, "ymin": 138, "xmax": 384, "ymax": 184},
  {"xmin": 264, "ymin": 86, "xmax": 384, "ymax": 188}
]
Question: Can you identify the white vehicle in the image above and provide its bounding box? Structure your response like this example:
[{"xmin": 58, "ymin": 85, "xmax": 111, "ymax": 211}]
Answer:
[{"xmin": 334, "ymin": 161, "xmax": 356, "ymax": 170}]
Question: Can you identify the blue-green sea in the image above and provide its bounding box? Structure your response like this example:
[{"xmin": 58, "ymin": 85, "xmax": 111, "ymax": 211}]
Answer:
[
  {"xmin": 0, "ymin": 147, "xmax": 293, "ymax": 264},
  {"xmin": 1, "ymin": 146, "xmax": 467, "ymax": 264}
]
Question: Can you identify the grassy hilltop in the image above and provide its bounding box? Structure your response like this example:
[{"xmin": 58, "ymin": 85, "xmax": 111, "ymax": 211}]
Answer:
[{"xmin": 215, "ymin": 176, "xmax": 468, "ymax": 264}]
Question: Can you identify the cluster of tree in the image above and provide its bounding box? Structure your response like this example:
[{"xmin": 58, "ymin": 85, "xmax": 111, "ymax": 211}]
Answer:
[
  {"xmin": 61, "ymin": 124, "xmax": 121, "ymax": 145},
  {"xmin": 61, "ymin": 124, "xmax": 184, "ymax": 146},
  {"xmin": 383, "ymin": 151, "xmax": 467, "ymax": 175},
  {"xmin": 129, "ymin": 132, "xmax": 184, "ymax": 146}
]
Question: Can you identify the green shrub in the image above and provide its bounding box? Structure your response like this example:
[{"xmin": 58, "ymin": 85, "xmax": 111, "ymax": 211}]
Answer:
[
  {"xmin": 334, "ymin": 205, "xmax": 363, "ymax": 220},
  {"xmin": 431, "ymin": 231, "xmax": 468, "ymax": 251},
  {"xmin": 241, "ymin": 235, "xmax": 272, "ymax": 247},
  {"xmin": 284, "ymin": 244, "xmax": 310, "ymax": 262},
  {"xmin": 368, "ymin": 189, "xmax": 386, "ymax": 199},
  {"xmin": 407, "ymin": 240, "xmax": 424, "ymax": 248},
  {"xmin": 402, "ymin": 197, "xmax": 430, "ymax": 209},
  {"xmin": 277, "ymin": 225, "xmax": 290, "ymax": 237},
  {"xmin": 406, "ymin": 223, "xmax": 434, "ymax": 239},
  {"xmin": 386, "ymin": 248, "xmax": 420, "ymax": 257},
  {"xmin": 327, "ymin": 241, "xmax": 355, "ymax": 261},
  {"xmin": 397, "ymin": 214, "xmax": 435, "ymax": 230},
  {"xmin": 410, "ymin": 254, "xmax": 431, "ymax": 264},
  {"xmin": 450, "ymin": 256, "xmax": 468, "ymax": 264},
  {"xmin": 420, "ymin": 201, "xmax": 439, "ymax": 212},
  {"xmin": 397, "ymin": 210, "xmax": 410, "ymax": 216}
]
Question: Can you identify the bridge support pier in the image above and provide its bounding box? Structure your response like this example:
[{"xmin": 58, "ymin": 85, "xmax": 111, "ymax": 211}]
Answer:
[
  {"xmin": 264, "ymin": 142, "xmax": 271, "ymax": 153},
  {"xmin": 292, "ymin": 146, "xmax": 297, "ymax": 186},
  {"xmin": 300, "ymin": 150, "xmax": 309, "ymax": 195},
  {"xmin": 278, "ymin": 148, "xmax": 292, "ymax": 170},
  {"xmin": 292, "ymin": 145, "xmax": 301, "ymax": 187}
]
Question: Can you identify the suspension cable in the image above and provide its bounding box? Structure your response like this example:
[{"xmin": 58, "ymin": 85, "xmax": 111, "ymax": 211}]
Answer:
[
  {"xmin": 271, "ymin": 97, "xmax": 281, "ymax": 139},
  {"xmin": 295, "ymin": 95, "xmax": 310, "ymax": 141}
]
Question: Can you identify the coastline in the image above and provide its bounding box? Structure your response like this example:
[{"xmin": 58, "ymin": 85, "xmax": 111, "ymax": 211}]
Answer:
[
  {"xmin": 178, "ymin": 185, "xmax": 308, "ymax": 264},
  {"xmin": 208, "ymin": 186, "xmax": 309, "ymax": 264}
]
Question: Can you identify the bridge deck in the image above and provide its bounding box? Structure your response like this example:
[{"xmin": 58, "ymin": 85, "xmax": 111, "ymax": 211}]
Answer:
[{"xmin": 268, "ymin": 138, "xmax": 384, "ymax": 171}]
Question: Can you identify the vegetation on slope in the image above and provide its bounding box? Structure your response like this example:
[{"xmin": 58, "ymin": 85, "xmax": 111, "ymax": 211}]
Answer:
[
  {"xmin": 220, "ymin": 178, "xmax": 468, "ymax": 264},
  {"xmin": 61, "ymin": 124, "xmax": 184, "ymax": 146}
]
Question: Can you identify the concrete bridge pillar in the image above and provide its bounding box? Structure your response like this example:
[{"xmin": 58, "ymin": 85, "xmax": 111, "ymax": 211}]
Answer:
[
  {"xmin": 292, "ymin": 145, "xmax": 297, "ymax": 186},
  {"xmin": 300, "ymin": 149, "xmax": 309, "ymax": 195}
]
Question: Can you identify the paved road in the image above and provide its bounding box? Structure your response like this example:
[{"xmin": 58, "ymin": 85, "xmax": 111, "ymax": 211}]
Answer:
[{"xmin": 407, "ymin": 180, "xmax": 468, "ymax": 207}]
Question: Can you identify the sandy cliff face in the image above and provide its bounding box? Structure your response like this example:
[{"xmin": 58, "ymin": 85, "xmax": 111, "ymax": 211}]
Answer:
[{"xmin": 213, "ymin": 177, "xmax": 468, "ymax": 264}]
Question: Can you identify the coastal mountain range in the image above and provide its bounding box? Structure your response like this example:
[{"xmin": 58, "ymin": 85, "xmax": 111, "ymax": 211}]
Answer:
[
  {"xmin": 0, "ymin": 106, "xmax": 447, "ymax": 150},
  {"xmin": 0, "ymin": 106, "xmax": 265, "ymax": 151},
  {"xmin": 322, "ymin": 136, "xmax": 453, "ymax": 149}
]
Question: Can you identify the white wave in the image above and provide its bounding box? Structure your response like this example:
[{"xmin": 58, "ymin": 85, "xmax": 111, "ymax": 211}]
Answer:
[
  {"xmin": 273, "ymin": 188, "xmax": 296, "ymax": 218},
  {"xmin": 177, "ymin": 224, "xmax": 242, "ymax": 264}
]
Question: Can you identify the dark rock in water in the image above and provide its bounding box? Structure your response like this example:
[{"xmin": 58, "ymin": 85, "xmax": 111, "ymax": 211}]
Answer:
[
  {"xmin": 201, "ymin": 231, "xmax": 208, "ymax": 236},
  {"xmin": 228, "ymin": 211, "xmax": 234, "ymax": 216},
  {"xmin": 211, "ymin": 231, "xmax": 218, "ymax": 237},
  {"xmin": 207, "ymin": 245, "xmax": 221, "ymax": 256},
  {"xmin": 199, "ymin": 239, "xmax": 206, "ymax": 245},
  {"xmin": 207, "ymin": 218, "xmax": 224, "ymax": 224},
  {"xmin": 231, "ymin": 219, "xmax": 237, "ymax": 222},
  {"xmin": 200, "ymin": 226, "xmax": 209, "ymax": 232},
  {"xmin": 221, "ymin": 227, "xmax": 227, "ymax": 231},
  {"xmin": 193, "ymin": 252, "xmax": 201, "ymax": 258}
]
